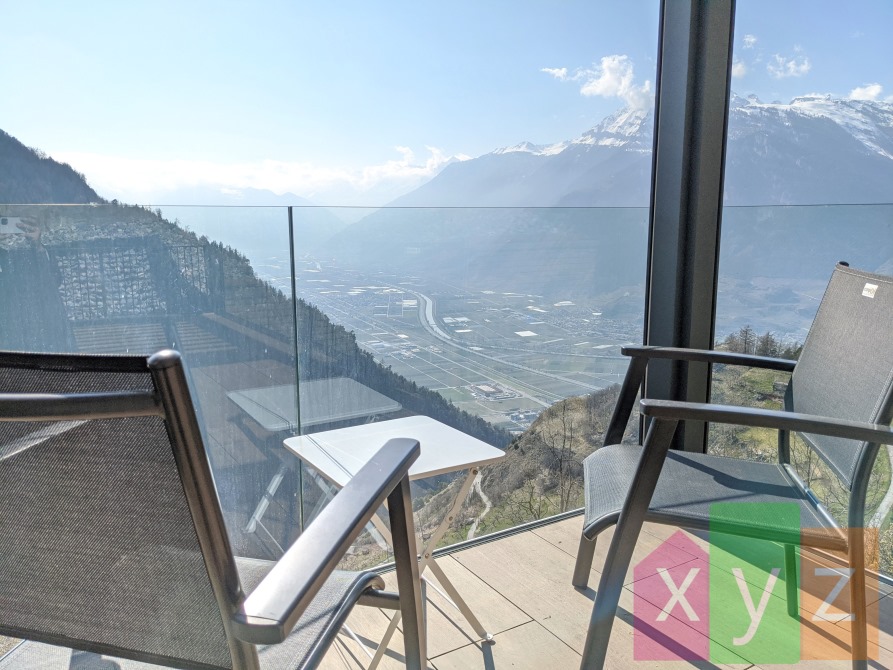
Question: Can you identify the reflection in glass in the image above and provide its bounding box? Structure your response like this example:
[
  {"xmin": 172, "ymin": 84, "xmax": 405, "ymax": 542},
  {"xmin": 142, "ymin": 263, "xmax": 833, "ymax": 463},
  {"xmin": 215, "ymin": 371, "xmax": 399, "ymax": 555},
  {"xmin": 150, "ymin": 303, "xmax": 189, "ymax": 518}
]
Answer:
[{"xmin": 0, "ymin": 203, "xmax": 649, "ymax": 565}]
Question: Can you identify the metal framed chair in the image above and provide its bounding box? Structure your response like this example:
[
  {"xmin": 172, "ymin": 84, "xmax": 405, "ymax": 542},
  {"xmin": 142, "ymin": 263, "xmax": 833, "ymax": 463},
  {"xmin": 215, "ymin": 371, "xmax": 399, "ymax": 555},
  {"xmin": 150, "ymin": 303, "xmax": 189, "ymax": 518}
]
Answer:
[
  {"xmin": 0, "ymin": 349, "xmax": 426, "ymax": 670},
  {"xmin": 574, "ymin": 263, "xmax": 893, "ymax": 670}
]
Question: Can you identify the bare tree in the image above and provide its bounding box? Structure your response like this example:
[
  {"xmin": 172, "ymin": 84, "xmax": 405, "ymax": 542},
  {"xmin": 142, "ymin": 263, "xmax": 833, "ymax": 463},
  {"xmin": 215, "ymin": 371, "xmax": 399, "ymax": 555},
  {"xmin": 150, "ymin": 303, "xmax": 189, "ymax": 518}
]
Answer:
[
  {"xmin": 755, "ymin": 331, "xmax": 779, "ymax": 357},
  {"xmin": 537, "ymin": 401, "xmax": 583, "ymax": 513},
  {"xmin": 491, "ymin": 477, "xmax": 550, "ymax": 525}
]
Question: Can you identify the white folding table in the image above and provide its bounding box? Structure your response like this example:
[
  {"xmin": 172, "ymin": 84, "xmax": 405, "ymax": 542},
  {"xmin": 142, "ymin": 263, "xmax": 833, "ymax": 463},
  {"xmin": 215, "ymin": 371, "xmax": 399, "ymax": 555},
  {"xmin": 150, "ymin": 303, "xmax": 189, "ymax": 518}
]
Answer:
[{"xmin": 284, "ymin": 415, "xmax": 505, "ymax": 668}]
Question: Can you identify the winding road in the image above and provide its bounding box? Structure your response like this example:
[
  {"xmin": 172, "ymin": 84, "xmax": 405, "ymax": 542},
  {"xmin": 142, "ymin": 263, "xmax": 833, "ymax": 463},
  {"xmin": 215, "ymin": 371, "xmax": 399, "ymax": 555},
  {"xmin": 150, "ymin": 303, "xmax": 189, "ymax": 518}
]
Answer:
[
  {"xmin": 400, "ymin": 286, "xmax": 609, "ymax": 407},
  {"xmin": 466, "ymin": 471, "xmax": 494, "ymax": 540}
]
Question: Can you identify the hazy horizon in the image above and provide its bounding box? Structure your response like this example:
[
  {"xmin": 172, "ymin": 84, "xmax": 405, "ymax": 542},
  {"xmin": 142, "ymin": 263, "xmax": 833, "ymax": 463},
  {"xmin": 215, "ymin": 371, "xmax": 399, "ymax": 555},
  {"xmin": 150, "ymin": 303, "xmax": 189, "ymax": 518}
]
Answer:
[{"xmin": 3, "ymin": 1, "xmax": 891, "ymax": 206}]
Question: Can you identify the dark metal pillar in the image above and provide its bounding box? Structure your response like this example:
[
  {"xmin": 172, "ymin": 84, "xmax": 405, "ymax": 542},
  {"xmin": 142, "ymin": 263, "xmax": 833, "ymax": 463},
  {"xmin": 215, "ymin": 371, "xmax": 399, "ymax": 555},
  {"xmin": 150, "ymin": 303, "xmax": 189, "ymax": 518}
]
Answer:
[{"xmin": 643, "ymin": 0, "xmax": 736, "ymax": 453}]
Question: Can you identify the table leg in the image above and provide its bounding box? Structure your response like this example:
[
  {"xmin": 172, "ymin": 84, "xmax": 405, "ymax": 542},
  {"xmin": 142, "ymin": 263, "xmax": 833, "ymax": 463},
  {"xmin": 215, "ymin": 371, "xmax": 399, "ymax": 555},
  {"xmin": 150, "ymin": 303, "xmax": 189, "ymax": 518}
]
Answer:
[
  {"xmin": 419, "ymin": 467, "xmax": 479, "ymax": 562},
  {"xmin": 244, "ymin": 462, "xmax": 288, "ymax": 534},
  {"xmin": 415, "ymin": 467, "xmax": 490, "ymax": 640},
  {"xmin": 367, "ymin": 467, "xmax": 492, "ymax": 669},
  {"xmin": 368, "ymin": 610, "xmax": 403, "ymax": 670},
  {"xmin": 425, "ymin": 559, "xmax": 490, "ymax": 641}
]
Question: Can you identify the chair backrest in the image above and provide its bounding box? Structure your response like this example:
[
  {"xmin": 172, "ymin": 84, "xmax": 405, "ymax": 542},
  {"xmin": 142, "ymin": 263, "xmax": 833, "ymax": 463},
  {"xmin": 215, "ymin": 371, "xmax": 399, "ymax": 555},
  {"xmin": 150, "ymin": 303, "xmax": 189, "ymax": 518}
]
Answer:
[
  {"xmin": 789, "ymin": 263, "xmax": 893, "ymax": 491},
  {"xmin": 0, "ymin": 350, "xmax": 253, "ymax": 670}
]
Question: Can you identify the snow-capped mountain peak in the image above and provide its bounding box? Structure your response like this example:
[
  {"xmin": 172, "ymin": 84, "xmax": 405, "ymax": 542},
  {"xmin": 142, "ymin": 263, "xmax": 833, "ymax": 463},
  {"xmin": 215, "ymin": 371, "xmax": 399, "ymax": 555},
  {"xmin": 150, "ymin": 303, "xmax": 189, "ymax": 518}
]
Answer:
[
  {"xmin": 491, "ymin": 106, "xmax": 653, "ymax": 157},
  {"xmin": 492, "ymin": 141, "xmax": 544, "ymax": 155},
  {"xmin": 491, "ymin": 94, "xmax": 893, "ymax": 163},
  {"xmin": 491, "ymin": 139, "xmax": 568, "ymax": 157},
  {"xmin": 732, "ymin": 93, "xmax": 893, "ymax": 160},
  {"xmin": 398, "ymin": 93, "xmax": 893, "ymax": 208},
  {"xmin": 569, "ymin": 106, "xmax": 653, "ymax": 151}
]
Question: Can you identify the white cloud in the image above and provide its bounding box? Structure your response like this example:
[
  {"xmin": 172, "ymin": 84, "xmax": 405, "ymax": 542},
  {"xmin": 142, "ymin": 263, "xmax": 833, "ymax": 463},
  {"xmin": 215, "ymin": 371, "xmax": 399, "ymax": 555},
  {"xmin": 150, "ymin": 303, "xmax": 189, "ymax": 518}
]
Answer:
[
  {"xmin": 355, "ymin": 146, "xmax": 465, "ymax": 189},
  {"xmin": 53, "ymin": 147, "xmax": 465, "ymax": 205},
  {"xmin": 743, "ymin": 34, "xmax": 757, "ymax": 49},
  {"xmin": 579, "ymin": 55, "xmax": 654, "ymax": 110},
  {"xmin": 731, "ymin": 60, "xmax": 747, "ymax": 78},
  {"xmin": 543, "ymin": 55, "xmax": 652, "ymax": 110},
  {"xmin": 849, "ymin": 83, "xmax": 883, "ymax": 101},
  {"xmin": 541, "ymin": 67, "xmax": 568, "ymax": 81},
  {"xmin": 767, "ymin": 54, "xmax": 811, "ymax": 79}
]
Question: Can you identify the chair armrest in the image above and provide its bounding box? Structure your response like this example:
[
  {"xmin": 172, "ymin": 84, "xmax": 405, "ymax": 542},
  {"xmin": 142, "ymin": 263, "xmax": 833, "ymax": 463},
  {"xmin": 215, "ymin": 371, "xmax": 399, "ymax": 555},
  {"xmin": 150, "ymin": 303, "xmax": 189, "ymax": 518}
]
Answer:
[
  {"xmin": 622, "ymin": 345, "xmax": 796, "ymax": 372},
  {"xmin": 231, "ymin": 437, "xmax": 420, "ymax": 645},
  {"xmin": 602, "ymin": 346, "xmax": 795, "ymax": 446},
  {"xmin": 641, "ymin": 399, "xmax": 893, "ymax": 445}
]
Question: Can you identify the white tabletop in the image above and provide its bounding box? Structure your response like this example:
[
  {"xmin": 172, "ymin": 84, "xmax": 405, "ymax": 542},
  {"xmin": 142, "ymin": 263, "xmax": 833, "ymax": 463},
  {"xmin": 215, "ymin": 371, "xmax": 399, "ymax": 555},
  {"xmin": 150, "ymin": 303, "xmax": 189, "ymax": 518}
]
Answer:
[
  {"xmin": 283, "ymin": 415, "xmax": 505, "ymax": 487},
  {"xmin": 227, "ymin": 378, "xmax": 401, "ymax": 432}
]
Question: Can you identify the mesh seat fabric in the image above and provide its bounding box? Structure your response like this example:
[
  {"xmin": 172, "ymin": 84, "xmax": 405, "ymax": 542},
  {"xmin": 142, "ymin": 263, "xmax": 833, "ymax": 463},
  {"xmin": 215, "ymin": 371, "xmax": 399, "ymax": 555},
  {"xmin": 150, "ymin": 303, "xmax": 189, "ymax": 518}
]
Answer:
[
  {"xmin": 583, "ymin": 444, "xmax": 846, "ymax": 549},
  {"xmin": 0, "ymin": 371, "xmax": 231, "ymax": 669},
  {"xmin": 0, "ymin": 566, "xmax": 385, "ymax": 670},
  {"xmin": 236, "ymin": 559, "xmax": 386, "ymax": 670}
]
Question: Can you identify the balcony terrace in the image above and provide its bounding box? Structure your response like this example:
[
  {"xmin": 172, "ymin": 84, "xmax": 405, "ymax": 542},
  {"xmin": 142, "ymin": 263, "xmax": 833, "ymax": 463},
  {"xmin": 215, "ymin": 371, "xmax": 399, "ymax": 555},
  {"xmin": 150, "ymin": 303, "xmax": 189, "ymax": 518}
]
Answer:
[
  {"xmin": 319, "ymin": 517, "xmax": 893, "ymax": 670},
  {"xmin": 0, "ymin": 515, "xmax": 890, "ymax": 668}
]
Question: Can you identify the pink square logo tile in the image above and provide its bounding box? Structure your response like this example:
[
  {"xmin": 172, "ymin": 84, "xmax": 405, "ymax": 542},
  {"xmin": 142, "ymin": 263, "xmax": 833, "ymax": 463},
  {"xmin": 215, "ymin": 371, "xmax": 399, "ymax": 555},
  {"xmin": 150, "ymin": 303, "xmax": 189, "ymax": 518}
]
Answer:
[{"xmin": 633, "ymin": 530, "xmax": 709, "ymax": 660}]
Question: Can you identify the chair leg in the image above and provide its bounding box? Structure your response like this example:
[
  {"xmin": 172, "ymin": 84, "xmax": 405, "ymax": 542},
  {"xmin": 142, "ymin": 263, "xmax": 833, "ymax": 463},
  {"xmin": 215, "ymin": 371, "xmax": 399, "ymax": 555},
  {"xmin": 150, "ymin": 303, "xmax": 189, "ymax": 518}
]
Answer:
[
  {"xmin": 579, "ymin": 417, "xmax": 678, "ymax": 670},
  {"xmin": 848, "ymin": 531, "xmax": 869, "ymax": 670},
  {"xmin": 784, "ymin": 543, "xmax": 798, "ymax": 618},
  {"xmin": 580, "ymin": 517, "xmax": 646, "ymax": 670},
  {"xmin": 573, "ymin": 533, "xmax": 597, "ymax": 589}
]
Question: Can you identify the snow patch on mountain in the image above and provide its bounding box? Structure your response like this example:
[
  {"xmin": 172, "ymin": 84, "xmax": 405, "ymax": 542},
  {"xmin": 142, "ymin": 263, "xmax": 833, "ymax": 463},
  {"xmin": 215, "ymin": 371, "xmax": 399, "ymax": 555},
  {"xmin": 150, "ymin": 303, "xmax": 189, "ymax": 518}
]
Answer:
[
  {"xmin": 492, "ymin": 139, "xmax": 568, "ymax": 156},
  {"xmin": 492, "ymin": 141, "xmax": 545, "ymax": 155},
  {"xmin": 492, "ymin": 94, "xmax": 893, "ymax": 161},
  {"xmin": 732, "ymin": 93, "xmax": 893, "ymax": 160},
  {"xmin": 491, "ymin": 106, "xmax": 653, "ymax": 157},
  {"xmin": 403, "ymin": 92, "xmax": 892, "ymax": 208}
]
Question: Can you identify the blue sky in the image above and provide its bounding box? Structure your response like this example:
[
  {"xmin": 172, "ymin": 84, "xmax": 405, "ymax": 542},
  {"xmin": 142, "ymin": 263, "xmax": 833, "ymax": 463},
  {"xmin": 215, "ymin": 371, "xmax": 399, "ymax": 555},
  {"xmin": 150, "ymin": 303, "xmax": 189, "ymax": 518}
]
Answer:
[{"xmin": 2, "ymin": 1, "xmax": 890, "ymax": 205}]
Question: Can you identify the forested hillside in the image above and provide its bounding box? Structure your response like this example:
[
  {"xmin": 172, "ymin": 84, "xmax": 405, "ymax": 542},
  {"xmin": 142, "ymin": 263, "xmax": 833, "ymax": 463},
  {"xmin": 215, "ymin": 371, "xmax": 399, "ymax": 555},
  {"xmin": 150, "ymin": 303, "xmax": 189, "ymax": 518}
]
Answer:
[
  {"xmin": 0, "ymin": 129, "xmax": 509, "ymax": 450},
  {"xmin": 0, "ymin": 131, "xmax": 101, "ymax": 204}
]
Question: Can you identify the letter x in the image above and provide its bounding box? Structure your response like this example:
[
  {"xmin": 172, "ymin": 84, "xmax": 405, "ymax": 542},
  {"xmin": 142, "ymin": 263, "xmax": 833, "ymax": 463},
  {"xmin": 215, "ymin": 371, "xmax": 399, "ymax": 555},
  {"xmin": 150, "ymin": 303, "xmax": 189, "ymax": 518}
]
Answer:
[{"xmin": 655, "ymin": 567, "xmax": 701, "ymax": 622}]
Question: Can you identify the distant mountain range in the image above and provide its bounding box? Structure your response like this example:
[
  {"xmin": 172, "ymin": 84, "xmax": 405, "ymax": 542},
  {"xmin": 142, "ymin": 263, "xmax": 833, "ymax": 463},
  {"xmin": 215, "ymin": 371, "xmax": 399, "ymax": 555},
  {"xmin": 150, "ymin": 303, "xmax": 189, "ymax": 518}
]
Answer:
[
  {"xmin": 385, "ymin": 93, "xmax": 893, "ymax": 208},
  {"xmin": 321, "ymin": 94, "xmax": 893, "ymax": 333},
  {"xmin": 146, "ymin": 186, "xmax": 351, "ymax": 255},
  {"xmin": 4, "ymin": 93, "xmax": 892, "ymax": 335},
  {"xmin": 143, "ymin": 185, "xmax": 322, "ymax": 208}
]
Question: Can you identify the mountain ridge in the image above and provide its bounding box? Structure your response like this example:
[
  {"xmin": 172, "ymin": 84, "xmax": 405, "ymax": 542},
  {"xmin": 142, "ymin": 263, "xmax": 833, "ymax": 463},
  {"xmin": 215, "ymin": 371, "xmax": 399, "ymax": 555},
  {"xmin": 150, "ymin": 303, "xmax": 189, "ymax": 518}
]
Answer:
[
  {"xmin": 321, "ymin": 93, "xmax": 893, "ymax": 332},
  {"xmin": 385, "ymin": 93, "xmax": 893, "ymax": 208},
  {"xmin": 0, "ymin": 130, "xmax": 102, "ymax": 204}
]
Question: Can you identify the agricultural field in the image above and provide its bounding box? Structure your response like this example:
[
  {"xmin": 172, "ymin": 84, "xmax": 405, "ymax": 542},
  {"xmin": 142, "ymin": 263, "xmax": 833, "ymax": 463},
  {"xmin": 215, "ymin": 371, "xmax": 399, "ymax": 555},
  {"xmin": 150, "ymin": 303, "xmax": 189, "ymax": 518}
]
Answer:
[{"xmin": 282, "ymin": 259, "xmax": 638, "ymax": 431}]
